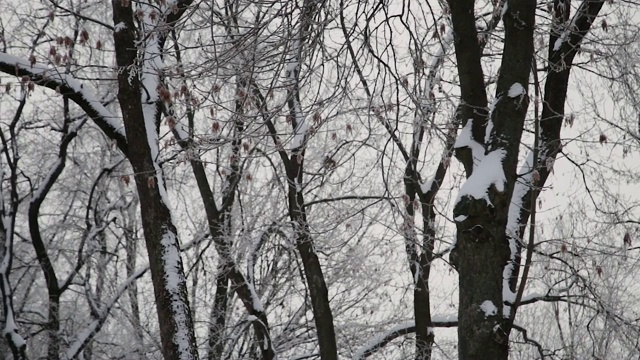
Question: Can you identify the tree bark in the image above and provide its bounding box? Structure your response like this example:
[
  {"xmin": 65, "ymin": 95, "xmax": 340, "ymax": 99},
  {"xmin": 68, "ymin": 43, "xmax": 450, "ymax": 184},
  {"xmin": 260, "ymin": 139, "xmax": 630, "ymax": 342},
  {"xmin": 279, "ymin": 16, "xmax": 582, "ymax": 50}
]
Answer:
[
  {"xmin": 111, "ymin": 2, "xmax": 198, "ymax": 359},
  {"xmin": 506, "ymin": 0, "xmax": 605, "ymax": 301},
  {"xmin": 450, "ymin": 0, "xmax": 536, "ymax": 358}
]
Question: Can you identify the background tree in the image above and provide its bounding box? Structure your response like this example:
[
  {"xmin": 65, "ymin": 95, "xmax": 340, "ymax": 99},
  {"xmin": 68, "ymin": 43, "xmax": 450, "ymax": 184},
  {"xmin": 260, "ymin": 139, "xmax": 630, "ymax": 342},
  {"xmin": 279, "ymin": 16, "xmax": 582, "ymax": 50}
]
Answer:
[{"xmin": 1, "ymin": 0, "xmax": 640, "ymax": 359}]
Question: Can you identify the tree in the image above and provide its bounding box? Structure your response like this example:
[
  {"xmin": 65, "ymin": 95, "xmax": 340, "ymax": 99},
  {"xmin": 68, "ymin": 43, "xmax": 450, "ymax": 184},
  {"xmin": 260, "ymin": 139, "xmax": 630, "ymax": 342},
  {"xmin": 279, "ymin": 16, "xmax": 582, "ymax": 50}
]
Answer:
[{"xmin": 1, "ymin": 0, "xmax": 640, "ymax": 359}]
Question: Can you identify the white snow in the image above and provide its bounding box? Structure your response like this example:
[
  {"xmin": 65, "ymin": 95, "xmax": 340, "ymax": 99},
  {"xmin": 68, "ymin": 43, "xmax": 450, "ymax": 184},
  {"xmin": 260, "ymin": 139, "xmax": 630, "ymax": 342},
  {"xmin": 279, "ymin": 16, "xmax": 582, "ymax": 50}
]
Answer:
[
  {"xmin": 454, "ymin": 119, "xmax": 485, "ymax": 169},
  {"xmin": 501, "ymin": 2, "xmax": 508, "ymax": 18},
  {"xmin": 161, "ymin": 229, "xmax": 195, "ymax": 360},
  {"xmin": 503, "ymin": 149, "xmax": 541, "ymax": 317},
  {"xmin": 287, "ymin": 39, "xmax": 309, "ymax": 151},
  {"xmin": 485, "ymin": 120, "xmax": 494, "ymax": 144},
  {"xmin": 139, "ymin": 4, "xmax": 171, "ymax": 208},
  {"xmin": 285, "ymin": 39, "xmax": 301, "ymax": 79},
  {"xmin": 506, "ymin": 151, "xmax": 535, "ymax": 239},
  {"xmin": 455, "ymin": 149, "xmax": 507, "ymax": 207},
  {"xmin": 520, "ymin": 291, "xmax": 545, "ymax": 303},
  {"xmin": 454, "ymin": 215, "xmax": 468, "ymax": 222},
  {"xmin": 485, "ymin": 97, "xmax": 500, "ymax": 144},
  {"xmin": 248, "ymin": 283, "xmax": 264, "ymax": 313},
  {"xmin": 173, "ymin": 122, "xmax": 190, "ymax": 141},
  {"xmin": 247, "ymin": 315, "xmax": 258, "ymax": 322},
  {"xmin": 353, "ymin": 314, "xmax": 457, "ymax": 359},
  {"xmin": 553, "ymin": 34, "xmax": 566, "ymax": 52},
  {"xmin": 553, "ymin": 13, "xmax": 579, "ymax": 51},
  {"xmin": 1, "ymin": 283, "xmax": 26, "ymax": 350},
  {"xmin": 65, "ymin": 266, "xmax": 148, "ymax": 359},
  {"xmin": 290, "ymin": 110, "xmax": 308, "ymax": 150},
  {"xmin": 30, "ymin": 159, "xmax": 62, "ymax": 203},
  {"xmin": 480, "ymin": 300, "xmax": 498, "ymax": 317},
  {"xmin": 246, "ymin": 233, "xmax": 265, "ymax": 313},
  {"xmin": 421, "ymin": 28, "xmax": 453, "ymax": 112},
  {"xmin": 507, "ymin": 83, "xmax": 526, "ymax": 98},
  {"xmin": 138, "ymin": 11, "xmax": 195, "ymax": 359},
  {"xmin": 353, "ymin": 321, "xmax": 414, "ymax": 360},
  {"xmin": 114, "ymin": 22, "xmax": 127, "ymax": 33},
  {"xmin": 66, "ymin": 320, "xmax": 100, "ymax": 358},
  {"xmin": 420, "ymin": 176, "xmax": 434, "ymax": 194}
]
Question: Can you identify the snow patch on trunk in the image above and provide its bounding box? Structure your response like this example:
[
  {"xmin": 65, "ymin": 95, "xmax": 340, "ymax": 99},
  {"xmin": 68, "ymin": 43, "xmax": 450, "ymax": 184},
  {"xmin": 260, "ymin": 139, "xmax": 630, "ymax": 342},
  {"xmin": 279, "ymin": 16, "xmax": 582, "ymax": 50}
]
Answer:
[
  {"xmin": 247, "ymin": 234, "xmax": 265, "ymax": 313},
  {"xmin": 480, "ymin": 300, "xmax": 498, "ymax": 317},
  {"xmin": 507, "ymin": 83, "xmax": 526, "ymax": 98},
  {"xmin": 485, "ymin": 97, "xmax": 499, "ymax": 144},
  {"xmin": 503, "ymin": 150, "xmax": 540, "ymax": 317},
  {"xmin": 286, "ymin": 39, "xmax": 309, "ymax": 151},
  {"xmin": 114, "ymin": 22, "xmax": 127, "ymax": 33},
  {"xmin": 454, "ymin": 119, "xmax": 485, "ymax": 169},
  {"xmin": 161, "ymin": 229, "xmax": 195, "ymax": 360},
  {"xmin": 455, "ymin": 149, "xmax": 506, "ymax": 207},
  {"xmin": 291, "ymin": 108, "xmax": 308, "ymax": 150},
  {"xmin": 553, "ymin": 13, "xmax": 579, "ymax": 51},
  {"xmin": 140, "ymin": 3, "xmax": 171, "ymax": 208},
  {"xmin": 420, "ymin": 175, "xmax": 435, "ymax": 194},
  {"xmin": 454, "ymin": 215, "xmax": 468, "ymax": 222}
]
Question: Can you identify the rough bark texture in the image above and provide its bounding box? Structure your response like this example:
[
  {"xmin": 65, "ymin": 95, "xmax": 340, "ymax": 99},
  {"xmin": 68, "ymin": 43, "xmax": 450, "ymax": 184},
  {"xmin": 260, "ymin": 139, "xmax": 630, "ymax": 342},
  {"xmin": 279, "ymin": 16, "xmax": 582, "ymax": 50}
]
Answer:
[
  {"xmin": 507, "ymin": 0, "xmax": 606, "ymax": 297},
  {"xmin": 111, "ymin": 2, "xmax": 198, "ymax": 359},
  {"xmin": 450, "ymin": 0, "xmax": 536, "ymax": 358}
]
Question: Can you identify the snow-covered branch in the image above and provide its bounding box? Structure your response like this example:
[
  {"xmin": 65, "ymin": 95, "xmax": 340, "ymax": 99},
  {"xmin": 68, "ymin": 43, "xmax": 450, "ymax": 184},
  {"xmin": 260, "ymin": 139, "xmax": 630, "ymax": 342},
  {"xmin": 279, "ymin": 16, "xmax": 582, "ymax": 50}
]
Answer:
[
  {"xmin": 353, "ymin": 315, "xmax": 458, "ymax": 359},
  {"xmin": 0, "ymin": 53, "xmax": 128, "ymax": 154},
  {"xmin": 65, "ymin": 267, "xmax": 148, "ymax": 359}
]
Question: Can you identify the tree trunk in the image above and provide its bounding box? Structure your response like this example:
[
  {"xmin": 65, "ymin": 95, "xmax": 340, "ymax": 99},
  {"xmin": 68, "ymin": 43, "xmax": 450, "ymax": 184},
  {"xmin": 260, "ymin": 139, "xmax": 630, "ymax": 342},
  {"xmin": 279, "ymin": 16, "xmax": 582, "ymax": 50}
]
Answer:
[
  {"xmin": 449, "ymin": 0, "xmax": 536, "ymax": 358},
  {"xmin": 111, "ymin": 2, "xmax": 198, "ymax": 359},
  {"xmin": 207, "ymin": 262, "xmax": 230, "ymax": 360}
]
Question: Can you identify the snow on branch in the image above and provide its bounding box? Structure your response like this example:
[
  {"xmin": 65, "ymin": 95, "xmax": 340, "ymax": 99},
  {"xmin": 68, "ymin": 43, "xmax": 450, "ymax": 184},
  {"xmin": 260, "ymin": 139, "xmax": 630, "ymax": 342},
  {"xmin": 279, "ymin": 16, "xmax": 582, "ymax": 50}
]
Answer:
[
  {"xmin": 412, "ymin": 27, "xmax": 454, "ymax": 154},
  {"xmin": 552, "ymin": 0, "xmax": 606, "ymax": 53},
  {"xmin": 353, "ymin": 314, "xmax": 457, "ymax": 359},
  {"xmin": 353, "ymin": 321, "xmax": 415, "ymax": 360},
  {"xmin": 0, "ymin": 221, "xmax": 26, "ymax": 356},
  {"xmin": 286, "ymin": 39, "xmax": 309, "ymax": 152},
  {"xmin": 65, "ymin": 225, "xmax": 209, "ymax": 359},
  {"xmin": 0, "ymin": 52, "xmax": 127, "ymax": 153},
  {"xmin": 65, "ymin": 267, "xmax": 148, "ymax": 359}
]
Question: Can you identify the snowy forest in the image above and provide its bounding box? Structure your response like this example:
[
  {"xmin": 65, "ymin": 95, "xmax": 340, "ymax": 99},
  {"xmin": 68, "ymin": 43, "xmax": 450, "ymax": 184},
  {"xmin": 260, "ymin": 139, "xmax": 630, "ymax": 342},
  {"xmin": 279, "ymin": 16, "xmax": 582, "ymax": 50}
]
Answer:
[{"xmin": 1, "ymin": 0, "xmax": 640, "ymax": 359}]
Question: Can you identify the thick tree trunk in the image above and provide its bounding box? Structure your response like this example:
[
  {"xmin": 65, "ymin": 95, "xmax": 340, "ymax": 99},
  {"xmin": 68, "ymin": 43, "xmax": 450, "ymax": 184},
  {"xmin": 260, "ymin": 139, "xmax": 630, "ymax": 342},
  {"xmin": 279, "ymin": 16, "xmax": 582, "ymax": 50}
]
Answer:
[
  {"xmin": 111, "ymin": 2, "xmax": 198, "ymax": 359},
  {"xmin": 449, "ymin": 0, "xmax": 536, "ymax": 358},
  {"xmin": 454, "ymin": 200, "xmax": 511, "ymax": 359}
]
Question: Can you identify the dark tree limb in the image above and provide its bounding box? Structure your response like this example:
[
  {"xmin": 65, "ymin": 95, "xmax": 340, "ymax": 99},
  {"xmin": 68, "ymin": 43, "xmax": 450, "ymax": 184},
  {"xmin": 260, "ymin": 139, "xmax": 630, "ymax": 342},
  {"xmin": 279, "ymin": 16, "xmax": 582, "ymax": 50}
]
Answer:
[{"xmin": 0, "ymin": 54, "xmax": 128, "ymax": 155}]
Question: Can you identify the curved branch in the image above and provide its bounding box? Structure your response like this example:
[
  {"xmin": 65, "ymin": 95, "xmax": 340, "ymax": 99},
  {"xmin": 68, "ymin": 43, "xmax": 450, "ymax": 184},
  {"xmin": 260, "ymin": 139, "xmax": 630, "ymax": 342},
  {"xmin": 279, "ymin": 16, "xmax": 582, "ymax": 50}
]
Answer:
[
  {"xmin": 354, "ymin": 316, "xmax": 458, "ymax": 359},
  {"xmin": 0, "ymin": 53, "xmax": 128, "ymax": 154}
]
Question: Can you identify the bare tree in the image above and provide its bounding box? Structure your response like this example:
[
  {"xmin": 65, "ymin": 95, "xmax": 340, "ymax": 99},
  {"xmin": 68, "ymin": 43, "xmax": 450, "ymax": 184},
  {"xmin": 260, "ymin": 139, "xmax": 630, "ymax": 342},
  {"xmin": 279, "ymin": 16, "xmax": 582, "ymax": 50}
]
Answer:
[{"xmin": 2, "ymin": 0, "xmax": 640, "ymax": 360}]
